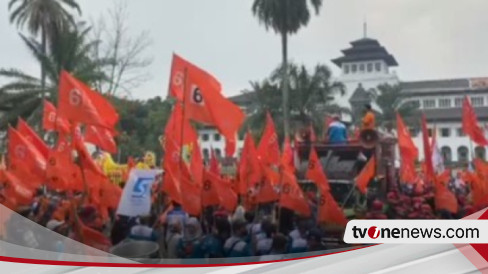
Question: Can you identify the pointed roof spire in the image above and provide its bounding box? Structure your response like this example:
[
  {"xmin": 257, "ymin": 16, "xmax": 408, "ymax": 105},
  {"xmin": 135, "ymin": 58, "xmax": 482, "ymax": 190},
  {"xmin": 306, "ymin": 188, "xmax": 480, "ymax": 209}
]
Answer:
[{"xmin": 363, "ymin": 17, "xmax": 368, "ymax": 38}]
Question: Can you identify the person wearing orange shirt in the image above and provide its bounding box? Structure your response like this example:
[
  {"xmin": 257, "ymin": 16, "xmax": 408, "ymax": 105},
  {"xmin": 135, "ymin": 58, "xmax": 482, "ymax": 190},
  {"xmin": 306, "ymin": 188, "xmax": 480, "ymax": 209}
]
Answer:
[{"xmin": 362, "ymin": 104, "xmax": 376, "ymax": 130}]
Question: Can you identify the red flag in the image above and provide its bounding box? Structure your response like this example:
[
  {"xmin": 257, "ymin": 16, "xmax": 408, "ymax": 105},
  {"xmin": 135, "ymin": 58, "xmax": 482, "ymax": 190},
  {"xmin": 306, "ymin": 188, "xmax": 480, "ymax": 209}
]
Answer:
[
  {"xmin": 281, "ymin": 137, "xmax": 295, "ymax": 172},
  {"xmin": 17, "ymin": 118, "xmax": 49, "ymax": 159},
  {"xmin": 306, "ymin": 148, "xmax": 330, "ymax": 193},
  {"xmin": 257, "ymin": 112, "xmax": 280, "ymax": 166},
  {"xmin": 85, "ymin": 125, "xmax": 117, "ymax": 154},
  {"xmin": 43, "ymin": 100, "xmax": 70, "ymax": 134},
  {"xmin": 238, "ymin": 132, "xmax": 262, "ymax": 195},
  {"xmin": 280, "ymin": 169, "xmax": 311, "ymax": 217},
  {"xmin": 356, "ymin": 156, "xmax": 376, "ymax": 194},
  {"xmin": 7, "ymin": 127, "xmax": 46, "ymax": 184},
  {"xmin": 209, "ymin": 148, "xmax": 221, "ymax": 174},
  {"xmin": 58, "ymin": 71, "xmax": 119, "ymax": 130},
  {"xmin": 396, "ymin": 113, "xmax": 418, "ymax": 183},
  {"xmin": 421, "ymin": 114, "xmax": 435, "ymax": 184},
  {"xmin": 463, "ymin": 96, "xmax": 488, "ymax": 146}
]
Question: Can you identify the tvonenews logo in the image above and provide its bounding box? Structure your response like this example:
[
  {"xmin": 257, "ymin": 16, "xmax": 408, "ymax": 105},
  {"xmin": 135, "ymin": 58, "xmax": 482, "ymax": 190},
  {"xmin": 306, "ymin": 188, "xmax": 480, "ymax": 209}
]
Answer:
[{"xmin": 344, "ymin": 220, "xmax": 488, "ymax": 244}]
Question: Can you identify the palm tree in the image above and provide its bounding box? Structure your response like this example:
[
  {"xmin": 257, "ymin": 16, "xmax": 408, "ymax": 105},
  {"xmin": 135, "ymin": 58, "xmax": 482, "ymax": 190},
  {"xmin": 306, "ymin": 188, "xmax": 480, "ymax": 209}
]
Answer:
[
  {"xmin": 0, "ymin": 23, "xmax": 109, "ymax": 129},
  {"xmin": 8, "ymin": 0, "xmax": 82, "ymax": 97},
  {"xmin": 245, "ymin": 63, "xmax": 344, "ymax": 140},
  {"xmin": 252, "ymin": 0, "xmax": 323, "ymax": 137},
  {"xmin": 374, "ymin": 83, "xmax": 419, "ymax": 128}
]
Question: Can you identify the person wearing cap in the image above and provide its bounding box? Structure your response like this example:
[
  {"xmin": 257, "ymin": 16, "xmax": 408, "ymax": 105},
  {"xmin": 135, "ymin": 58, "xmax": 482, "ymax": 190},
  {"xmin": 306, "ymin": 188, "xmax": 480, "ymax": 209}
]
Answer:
[
  {"xmin": 327, "ymin": 115, "xmax": 348, "ymax": 144},
  {"xmin": 362, "ymin": 104, "xmax": 376, "ymax": 130}
]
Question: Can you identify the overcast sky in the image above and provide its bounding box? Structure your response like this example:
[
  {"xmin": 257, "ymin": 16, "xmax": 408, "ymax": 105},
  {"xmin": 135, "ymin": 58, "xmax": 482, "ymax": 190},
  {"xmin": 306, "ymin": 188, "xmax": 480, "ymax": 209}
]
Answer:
[{"xmin": 1, "ymin": 0, "xmax": 488, "ymax": 100}]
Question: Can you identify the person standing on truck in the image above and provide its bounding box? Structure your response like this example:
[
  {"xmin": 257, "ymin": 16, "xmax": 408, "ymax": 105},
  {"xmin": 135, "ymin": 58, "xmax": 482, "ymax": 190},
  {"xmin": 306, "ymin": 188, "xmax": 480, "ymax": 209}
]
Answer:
[
  {"xmin": 362, "ymin": 104, "xmax": 376, "ymax": 130},
  {"xmin": 327, "ymin": 115, "xmax": 347, "ymax": 144}
]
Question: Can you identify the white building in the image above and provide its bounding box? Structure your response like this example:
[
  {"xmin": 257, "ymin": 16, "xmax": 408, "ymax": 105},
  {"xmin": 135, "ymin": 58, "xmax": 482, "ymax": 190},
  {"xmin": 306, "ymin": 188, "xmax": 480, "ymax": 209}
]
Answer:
[
  {"xmin": 331, "ymin": 37, "xmax": 488, "ymax": 165},
  {"xmin": 199, "ymin": 35, "xmax": 488, "ymax": 166}
]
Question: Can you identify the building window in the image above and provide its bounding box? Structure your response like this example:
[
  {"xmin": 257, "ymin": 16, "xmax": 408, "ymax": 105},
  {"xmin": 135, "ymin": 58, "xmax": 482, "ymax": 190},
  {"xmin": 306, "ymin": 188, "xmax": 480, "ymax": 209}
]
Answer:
[
  {"xmin": 351, "ymin": 64, "xmax": 357, "ymax": 73},
  {"xmin": 456, "ymin": 128, "xmax": 465, "ymax": 137},
  {"xmin": 344, "ymin": 64, "xmax": 350, "ymax": 74},
  {"xmin": 440, "ymin": 128, "xmax": 450, "ymax": 137},
  {"xmin": 215, "ymin": 148, "xmax": 222, "ymax": 158},
  {"xmin": 367, "ymin": 63, "xmax": 373, "ymax": 72},
  {"xmin": 476, "ymin": 147, "xmax": 486, "ymax": 160},
  {"xmin": 454, "ymin": 97, "xmax": 463, "ymax": 107},
  {"xmin": 410, "ymin": 100, "xmax": 421, "ymax": 108},
  {"xmin": 375, "ymin": 62, "xmax": 381, "ymax": 72},
  {"xmin": 471, "ymin": 96, "xmax": 484, "ymax": 107},
  {"xmin": 214, "ymin": 134, "xmax": 221, "ymax": 141},
  {"xmin": 201, "ymin": 134, "xmax": 209, "ymax": 142},
  {"xmin": 438, "ymin": 98, "xmax": 452, "ymax": 108},
  {"xmin": 457, "ymin": 146, "xmax": 469, "ymax": 163},
  {"xmin": 441, "ymin": 147, "xmax": 452, "ymax": 164},
  {"xmin": 202, "ymin": 148, "xmax": 210, "ymax": 159},
  {"xmin": 423, "ymin": 99, "xmax": 436, "ymax": 109},
  {"xmin": 359, "ymin": 63, "xmax": 365, "ymax": 72}
]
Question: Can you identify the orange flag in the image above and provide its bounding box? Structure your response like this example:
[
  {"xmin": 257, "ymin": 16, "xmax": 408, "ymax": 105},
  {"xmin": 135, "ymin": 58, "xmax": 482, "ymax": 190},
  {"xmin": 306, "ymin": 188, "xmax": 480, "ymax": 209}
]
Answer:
[
  {"xmin": 356, "ymin": 156, "xmax": 376, "ymax": 194},
  {"xmin": 209, "ymin": 148, "xmax": 221, "ymax": 174},
  {"xmin": 17, "ymin": 118, "xmax": 49, "ymax": 159},
  {"xmin": 255, "ymin": 179, "xmax": 279, "ymax": 204},
  {"xmin": 43, "ymin": 100, "xmax": 70, "ymax": 134},
  {"xmin": 318, "ymin": 191, "xmax": 348, "ymax": 227},
  {"xmin": 225, "ymin": 137, "xmax": 236, "ymax": 157},
  {"xmin": 421, "ymin": 114, "xmax": 435, "ymax": 184},
  {"xmin": 396, "ymin": 113, "xmax": 418, "ymax": 183},
  {"xmin": 163, "ymin": 167, "xmax": 201, "ymax": 216},
  {"xmin": 280, "ymin": 169, "xmax": 311, "ymax": 217},
  {"xmin": 2, "ymin": 170, "xmax": 35, "ymax": 206},
  {"xmin": 257, "ymin": 112, "xmax": 280, "ymax": 166},
  {"xmin": 463, "ymin": 96, "xmax": 488, "ymax": 146},
  {"xmin": 164, "ymin": 104, "xmax": 199, "ymax": 148},
  {"xmin": 73, "ymin": 133, "xmax": 104, "ymax": 176},
  {"xmin": 7, "ymin": 127, "xmax": 46, "ymax": 185},
  {"xmin": 306, "ymin": 148, "xmax": 330, "ymax": 193},
  {"xmin": 435, "ymin": 184, "xmax": 458, "ymax": 214},
  {"xmin": 84, "ymin": 125, "xmax": 117, "ymax": 154},
  {"xmin": 238, "ymin": 132, "xmax": 262, "ymax": 195},
  {"xmin": 58, "ymin": 70, "xmax": 119, "ymax": 130},
  {"xmin": 202, "ymin": 170, "xmax": 238, "ymax": 211},
  {"xmin": 190, "ymin": 141, "xmax": 204, "ymax": 187},
  {"xmin": 169, "ymin": 54, "xmax": 244, "ymax": 145},
  {"xmin": 281, "ymin": 136, "xmax": 295, "ymax": 172}
]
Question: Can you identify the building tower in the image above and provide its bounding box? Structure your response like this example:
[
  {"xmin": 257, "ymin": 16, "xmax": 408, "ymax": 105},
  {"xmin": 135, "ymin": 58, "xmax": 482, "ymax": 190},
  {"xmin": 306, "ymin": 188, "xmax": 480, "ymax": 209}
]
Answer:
[{"xmin": 332, "ymin": 37, "xmax": 400, "ymax": 118}]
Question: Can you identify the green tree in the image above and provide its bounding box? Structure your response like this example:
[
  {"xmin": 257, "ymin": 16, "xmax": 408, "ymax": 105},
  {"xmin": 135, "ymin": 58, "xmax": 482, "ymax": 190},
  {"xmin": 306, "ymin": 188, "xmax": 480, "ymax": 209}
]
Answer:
[
  {"xmin": 113, "ymin": 96, "xmax": 172, "ymax": 162},
  {"xmin": 8, "ymin": 0, "xmax": 82, "ymax": 96},
  {"xmin": 245, "ymin": 63, "xmax": 344, "ymax": 141},
  {"xmin": 0, "ymin": 23, "xmax": 108, "ymax": 129},
  {"xmin": 374, "ymin": 83, "xmax": 419, "ymax": 128},
  {"xmin": 252, "ymin": 0, "xmax": 323, "ymax": 137}
]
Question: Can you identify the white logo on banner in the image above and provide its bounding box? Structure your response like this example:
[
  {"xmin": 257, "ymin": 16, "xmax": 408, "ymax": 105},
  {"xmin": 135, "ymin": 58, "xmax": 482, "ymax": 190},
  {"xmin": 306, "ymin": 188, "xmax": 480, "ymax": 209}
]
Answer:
[
  {"xmin": 69, "ymin": 89, "xmax": 82, "ymax": 106},
  {"xmin": 116, "ymin": 169, "xmax": 162, "ymax": 217}
]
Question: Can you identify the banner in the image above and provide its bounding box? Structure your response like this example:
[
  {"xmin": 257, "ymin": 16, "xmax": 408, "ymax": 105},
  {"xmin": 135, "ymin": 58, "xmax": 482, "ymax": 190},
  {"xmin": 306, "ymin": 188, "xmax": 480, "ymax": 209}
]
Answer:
[{"xmin": 116, "ymin": 169, "xmax": 162, "ymax": 217}]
